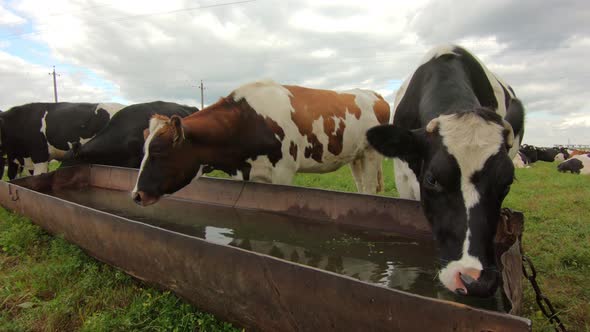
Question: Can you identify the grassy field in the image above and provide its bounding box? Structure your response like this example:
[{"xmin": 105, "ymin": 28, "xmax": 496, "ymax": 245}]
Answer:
[{"xmin": 1, "ymin": 159, "xmax": 589, "ymax": 331}]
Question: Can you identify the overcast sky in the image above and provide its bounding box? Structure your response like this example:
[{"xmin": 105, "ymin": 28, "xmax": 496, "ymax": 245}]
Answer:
[{"xmin": 1, "ymin": 0, "xmax": 589, "ymax": 146}]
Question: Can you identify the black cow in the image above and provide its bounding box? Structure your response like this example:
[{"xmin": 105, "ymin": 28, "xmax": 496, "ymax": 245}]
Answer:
[
  {"xmin": 519, "ymin": 144, "xmax": 538, "ymax": 163},
  {"xmin": 537, "ymin": 147, "xmax": 568, "ymax": 162},
  {"xmin": 0, "ymin": 102, "xmax": 124, "ymax": 179},
  {"xmin": 367, "ymin": 45, "xmax": 525, "ymax": 297},
  {"xmin": 61, "ymin": 101, "xmax": 198, "ymax": 168},
  {"xmin": 557, "ymin": 154, "xmax": 590, "ymax": 174},
  {"xmin": 520, "ymin": 145, "xmax": 569, "ymax": 163}
]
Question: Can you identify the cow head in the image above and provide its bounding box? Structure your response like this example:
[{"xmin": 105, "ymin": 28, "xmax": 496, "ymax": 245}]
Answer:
[
  {"xmin": 132, "ymin": 115, "xmax": 205, "ymax": 206},
  {"xmin": 367, "ymin": 108, "xmax": 515, "ymax": 297},
  {"xmin": 554, "ymin": 147, "xmax": 569, "ymax": 161}
]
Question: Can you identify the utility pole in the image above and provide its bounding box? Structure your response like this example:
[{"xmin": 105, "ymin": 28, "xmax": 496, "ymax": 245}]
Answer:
[
  {"xmin": 49, "ymin": 66, "xmax": 59, "ymax": 103},
  {"xmin": 198, "ymin": 80, "xmax": 205, "ymax": 109}
]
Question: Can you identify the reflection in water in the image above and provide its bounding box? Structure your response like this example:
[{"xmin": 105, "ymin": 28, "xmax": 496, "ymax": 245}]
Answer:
[
  {"xmin": 50, "ymin": 187, "xmax": 506, "ymax": 311},
  {"xmin": 205, "ymin": 226, "xmax": 234, "ymax": 245}
]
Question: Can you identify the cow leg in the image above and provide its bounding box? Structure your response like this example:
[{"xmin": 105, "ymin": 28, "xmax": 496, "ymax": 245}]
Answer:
[
  {"xmin": 351, "ymin": 149, "xmax": 383, "ymax": 195},
  {"xmin": 393, "ymin": 158, "xmax": 420, "ymax": 200},
  {"xmin": 349, "ymin": 159, "xmax": 365, "ymax": 193},
  {"xmin": 33, "ymin": 162, "xmax": 48, "ymax": 175},
  {"xmin": 7, "ymin": 161, "xmax": 19, "ymax": 180}
]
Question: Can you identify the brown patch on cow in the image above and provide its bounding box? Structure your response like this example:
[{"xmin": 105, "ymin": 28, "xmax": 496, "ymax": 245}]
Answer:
[
  {"xmin": 372, "ymin": 93, "xmax": 391, "ymax": 124},
  {"xmin": 137, "ymin": 97, "xmax": 285, "ymax": 197},
  {"xmin": 151, "ymin": 114, "xmax": 171, "ymax": 122},
  {"xmin": 289, "ymin": 141, "xmax": 298, "ymax": 161},
  {"xmin": 327, "ymin": 119, "xmax": 346, "ymax": 155},
  {"xmin": 304, "ymin": 136, "xmax": 323, "ymax": 162},
  {"xmin": 570, "ymin": 149, "xmax": 589, "ymax": 157},
  {"xmin": 285, "ymin": 85, "xmax": 364, "ymax": 160},
  {"xmin": 265, "ymin": 117, "xmax": 285, "ymax": 141}
]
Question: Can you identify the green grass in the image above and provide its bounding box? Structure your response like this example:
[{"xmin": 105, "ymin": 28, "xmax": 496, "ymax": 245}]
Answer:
[{"xmin": 1, "ymin": 159, "xmax": 589, "ymax": 331}]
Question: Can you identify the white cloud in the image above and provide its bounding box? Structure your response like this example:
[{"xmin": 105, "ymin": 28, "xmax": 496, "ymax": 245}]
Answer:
[
  {"xmin": 0, "ymin": 51, "xmax": 115, "ymax": 110},
  {"xmin": 0, "ymin": 0, "xmax": 588, "ymax": 146},
  {"xmin": 0, "ymin": 4, "xmax": 25, "ymax": 26}
]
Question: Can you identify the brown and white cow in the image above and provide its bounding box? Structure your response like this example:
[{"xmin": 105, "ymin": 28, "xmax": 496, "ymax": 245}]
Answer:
[{"xmin": 132, "ymin": 80, "xmax": 391, "ymax": 206}]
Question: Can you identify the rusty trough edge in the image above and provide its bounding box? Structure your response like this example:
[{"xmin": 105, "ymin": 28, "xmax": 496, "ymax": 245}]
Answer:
[
  {"xmin": 84, "ymin": 164, "xmax": 433, "ymax": 239},
  {"xmin": 0, "ymin": 168, "xmax": 531, "ymax": 331}
]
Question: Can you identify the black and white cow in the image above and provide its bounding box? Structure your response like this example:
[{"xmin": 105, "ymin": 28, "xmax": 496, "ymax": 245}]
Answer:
[
  {"xmin": 519, "ymin": 144, "xmax": 538, "ymax": 163},
  {"xmin": 537, "ymin": 147, "xmax": 568, "ymax": 162},
  {"xmin": 557, "ymin": 154, "xmax": 590, "ymax": 174},
  {"xmin": 0, "ymin": 102, "xmax": 124, "ymax": 179},
  {"xmin": 520, "ymin": 145, "xmax": 569, "ymax": 163},
  {"xmin": 61, "ymin": 101, "xmax": 198, "ymax": 168},
  {"xmin": 512, "ymin": 151, "xmax": 530, "ymax": 168},
  {"xmin": 367, "ymin": 45, "xmax": 525, "ymax": 297}
]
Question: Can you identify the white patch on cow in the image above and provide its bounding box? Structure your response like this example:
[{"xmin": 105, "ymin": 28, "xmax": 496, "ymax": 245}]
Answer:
[
  {"xmin": 33, "ymin": 162, "xmax": 48, "ymax": 175},
  {"xmin": 96, "ymin": 103, "xmax": 125, "ymax": 117},
  {"xmin": 569, "ymin": 154, "xmax": 590, "ymax": 175},
  {"xmin": 331, "ymin": 115, "xmax": 341, "ymax": 135},
  {"xmin": 554, "ymin": 153, "xmax": 565, "ymax": 161},
  {"xmin": 232, "ymin": 170, "xmax": 244, "ymax": 181},
  {"xmin": 230, "ymin": 80, "xmax": 385, "ymax": 194},
  {"xmin": 194, "ymin": 165, "xmax": 205, "ymax": 179},
  {"xmin": 422, "ymin": 44, "xmax": 458, "ymax": 63},
  {"xmin": 439, "ymin": 113, "xmax": 504, "ymax": 213},
  {"xmin": 438, "ymin": 229, "xmax": 484, "ymax": 292},
  {"xmin": 436, "ymin": 112, "xmax": 505, "ymax": 288},
  {"xmin": 393, "ymin": 158, "xmax": 420, "ymax": 200},
  {"xmin": 512, "ymin": 153, "xmax": 527, "ymax": 168},
  {"xmin": 132, "ymin": 117, "xmax": 168, "ymax": 195},
  {"xmin": 40, "ymin": 110, "xmax": 48, "ymax": 136},
  {"xmin": 579, "ymin": 155, "xmax": 590, "ymax": 175},
  {"xmin": 38, "ymin": 109, "xmax": 70, "ymax": 160}
]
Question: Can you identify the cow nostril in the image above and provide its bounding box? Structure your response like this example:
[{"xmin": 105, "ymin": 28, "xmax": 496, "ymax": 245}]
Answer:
[
  {"xmin": 459, "ymin": 273, "xmax": 477, "ymax": 286},
  {"xmin": 132, "ymin": 192, "xmax": 142, "ymax": 204}
]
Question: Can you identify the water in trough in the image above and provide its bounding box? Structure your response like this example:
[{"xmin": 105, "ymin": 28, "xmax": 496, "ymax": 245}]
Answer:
[{"xmin": 51, "ymin": 187, "xmax": 507, "ymax": 311}]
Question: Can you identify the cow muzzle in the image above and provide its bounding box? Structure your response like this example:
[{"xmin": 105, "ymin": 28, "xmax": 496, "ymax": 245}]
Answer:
[
  {"xmin": 442, "ymin": 266, "xmax": 499, "ymax": 297},
  {"xmin": 132, "ymin": 191, "xmax": 160, "ymax": 207}
]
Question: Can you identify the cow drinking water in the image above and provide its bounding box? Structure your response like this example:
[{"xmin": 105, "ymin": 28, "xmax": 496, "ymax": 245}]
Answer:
[
  {"xmin": 133, "ymin": 80, "xmax": 390, "ymax": 206},
  {"xmin": 367, "ymin": 45, "xmax": 525, "ymax": 297},
  {"xmin": 61, "ymin": 101, "xmax": 198, "ymax": 168},
  {"xmin": 0, "ymin": 102, "xmax": 124, "ymax": 179}
]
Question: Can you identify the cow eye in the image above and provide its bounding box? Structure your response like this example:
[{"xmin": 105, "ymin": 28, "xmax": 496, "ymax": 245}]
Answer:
[{"xmin": 424, "ymin": 173, "xmax": 442, "ymax": 191}]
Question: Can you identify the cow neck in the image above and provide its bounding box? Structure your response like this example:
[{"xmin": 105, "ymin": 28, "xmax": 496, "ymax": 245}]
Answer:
[
  {"xmin": 181, "ymin": 99, "xmax": 240, "ymax": 145},
  {"xmin": 178, "ymin": 100, "xmax": 247, "ymax": 173}
]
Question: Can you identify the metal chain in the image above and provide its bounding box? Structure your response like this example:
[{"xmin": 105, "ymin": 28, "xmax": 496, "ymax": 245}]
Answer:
[{"xmin": 522, "ymin": 255, "xmax": 567, "ymax": 332}]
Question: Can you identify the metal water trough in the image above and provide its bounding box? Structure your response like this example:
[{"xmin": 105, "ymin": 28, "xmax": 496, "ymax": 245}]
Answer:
[{"xmin": 0, "ymin": 165, "xmax": 531, "ymax": 331}]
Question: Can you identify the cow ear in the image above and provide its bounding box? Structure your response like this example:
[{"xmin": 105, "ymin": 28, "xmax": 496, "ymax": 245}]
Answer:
[
  {"xmin": 367, "ymin": 124, "xmax": 425, "ymax": 159},
  {"xmin": 170, "ymin": 115, "xmax": 185, "ymax": 145},
  {"xmin": 502, "ymin": 120, "xmax": 515, "ymax": 150}
]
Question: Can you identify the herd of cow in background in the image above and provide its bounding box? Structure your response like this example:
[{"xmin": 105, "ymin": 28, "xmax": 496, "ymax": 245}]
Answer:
[
  {"xmin": 513, "ymin": 144, "xmax": 590, "ymax": 174},
  {"xmin": 0, "ymin": 44, "xmax": 586, "ymax": 298}
]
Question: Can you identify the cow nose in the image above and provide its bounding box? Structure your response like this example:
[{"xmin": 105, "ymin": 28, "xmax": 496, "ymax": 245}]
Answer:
[
  {"xmin": 132, "ymin": 191, "xmax": 143, "ymax": 205},
  {"xmin": 452, "ymin": 268, "xmax": 482, "ymax": 295},
  {"xmin": 454, "ymin": 268, "xmax": 499, "ymax": 297}
]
